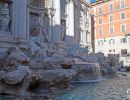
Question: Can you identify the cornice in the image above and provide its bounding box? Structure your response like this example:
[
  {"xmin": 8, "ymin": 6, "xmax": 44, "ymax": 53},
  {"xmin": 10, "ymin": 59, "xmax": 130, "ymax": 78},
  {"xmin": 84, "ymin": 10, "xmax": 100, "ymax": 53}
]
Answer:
[{"xmin": 95, "ymin": 6, "xmax": 130, "ymax": 17}]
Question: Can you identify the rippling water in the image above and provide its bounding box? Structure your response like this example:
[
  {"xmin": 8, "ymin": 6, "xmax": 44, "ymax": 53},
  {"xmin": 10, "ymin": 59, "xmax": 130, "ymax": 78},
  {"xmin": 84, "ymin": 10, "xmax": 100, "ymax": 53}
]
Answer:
[
  {"xmin": 0, "ymin": 73, "xmax": 130, "ymax": 100},
  {"xmin": 57, "ymin": 73, "xmax": 130, "ymax": 100}
]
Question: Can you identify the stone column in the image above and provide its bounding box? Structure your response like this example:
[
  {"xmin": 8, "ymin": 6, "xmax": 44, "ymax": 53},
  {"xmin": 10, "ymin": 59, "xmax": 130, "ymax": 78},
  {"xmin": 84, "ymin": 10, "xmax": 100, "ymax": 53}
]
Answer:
[
  {"xmin": 66, "ymin": 0, "xmax": 75, "ymax": 43},
  {"xmin": 13, "ymin": 0, "xmax": 27, "ymax": 40},
  {"xmin": 52, "ymin": 0, "xmax": 61, "ymax": 43},
  {"xmin": 48, "ymin": 14, "xmax": 52, "ymax": 42},
  {"xmin": 48, "ymin": 8, "xmax": 55, "ymax": 42}
]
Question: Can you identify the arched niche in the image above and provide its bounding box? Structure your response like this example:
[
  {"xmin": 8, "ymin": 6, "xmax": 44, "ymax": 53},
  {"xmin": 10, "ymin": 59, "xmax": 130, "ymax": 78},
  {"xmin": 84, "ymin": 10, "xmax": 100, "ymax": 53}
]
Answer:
[
  {"xmin": 0, "ymin": 0, "xmax": 13, "ymax": 36},
  {"xmin": 27, "ymin": 0, "xmax": 49, "ymax": 37}
]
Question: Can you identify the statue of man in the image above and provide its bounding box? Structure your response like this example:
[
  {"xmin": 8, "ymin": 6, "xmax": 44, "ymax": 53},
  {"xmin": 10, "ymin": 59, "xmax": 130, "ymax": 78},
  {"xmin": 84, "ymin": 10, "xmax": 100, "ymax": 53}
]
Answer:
[
  {"xmin": 1, "ymin": 3, "xmax": 9, "ymax": 15},
  {"xmin": 0, "ymin": 3, "xmax": 11, "ymax": 32},
  {"xmin": 29, "ymin": 14, "xmax": 50, "ymax": 59},
  {"xmin": 37, "ymin": 14, "xmax": 50, "ymax": 42}
]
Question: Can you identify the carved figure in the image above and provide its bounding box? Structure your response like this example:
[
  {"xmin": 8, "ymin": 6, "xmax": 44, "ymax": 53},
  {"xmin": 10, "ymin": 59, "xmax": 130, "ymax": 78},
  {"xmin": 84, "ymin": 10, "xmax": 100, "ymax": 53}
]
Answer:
[
  {"xmin": 0, "ymin": 3, "xmax": 11, "ymax": 32},
  {"xmin": 29, "ymin": 36, "xmax": 47, "ymax": 59},
  {"xmin": 32, "ymin": 14, "xmax": 50, "ymax": 42}
]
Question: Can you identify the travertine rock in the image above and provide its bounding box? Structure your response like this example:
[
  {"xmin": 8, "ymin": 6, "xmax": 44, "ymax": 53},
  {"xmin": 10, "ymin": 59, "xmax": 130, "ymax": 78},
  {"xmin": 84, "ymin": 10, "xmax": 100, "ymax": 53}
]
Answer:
[
  {"xmin": 0, "ymin": 48, "xmax": 8, "ymax": 60},
  {"xmin": 0, "ymin": 65, "xmax": 77, "ymax": 95},
  {"xmin": 30, "ymin": 61, "xmax": 62, "ymax": 70},
  {"xmin": 3, "ymin": 66, "xmax": 30, "ymax": 85},
  {"xmin": 0, "ymin": 41, "xmax": 118, "ymax": 97},
  {"xmin": 8, "ymin": 47, "xmax": 30, "ymax": 65},
  {"xmin": 85, "ymin": 52, "xmax": 118, "ymax": 76},
  {"xmin": 42, "ymin": 57, "xmax": 77, "ymax": 65},
  {"xmin": 0, "ymin": 71, "xmax": 6, "ymax": 81},
  {"xmin": 72, "ymin": 62, "xmax": 102, "ymax": 80},
  {"xmin": 66, "ymin": 44, "xmax": 88, "ymax": 60},
  {"xmin": 31, "ymin": 69, "xmax": 77, "ymax": 87}
]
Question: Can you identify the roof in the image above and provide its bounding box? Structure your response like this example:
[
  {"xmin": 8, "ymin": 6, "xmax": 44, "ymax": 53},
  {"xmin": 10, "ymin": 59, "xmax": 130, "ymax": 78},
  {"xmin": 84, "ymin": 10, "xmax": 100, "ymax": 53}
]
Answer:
[
  {"xmin": 91, "ymin": 0, "xmax": 111, "ymax": 6},
  {"xmin": 80, "ymin": 0, "xmax": 91, "ymax": 7}
]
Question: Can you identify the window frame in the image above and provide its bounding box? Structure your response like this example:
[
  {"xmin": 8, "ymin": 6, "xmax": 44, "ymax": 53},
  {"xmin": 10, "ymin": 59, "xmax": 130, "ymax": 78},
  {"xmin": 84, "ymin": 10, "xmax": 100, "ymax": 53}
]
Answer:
[
  {"xmin": 98, "ymin": 28, "xmax": 103, "ymax": 35},
  {"xmin": 109, "ymin": 15, "xmax": 114, "ymax": 22},
  {"xmin": 120, "ymin": 0, "xmax": 125, "ymax": 8},
  {"xmin": 99, "ymin": 18, "xmax": 103, "ymax": 24},
  {"xmin": 109, "ymin": 39, "xmax": 115, "ymax": 45},
  {"xmin": 120, "ymin": 24, "xmax": 126, "ymax": 32},
  {"xmin": 98, "ymin": 6, "xmax": 103, "ymax": 14},
  {"xmin": 98, "ymin": 40, "xmax": 104, "ymax": 45},
  {"xmin": 109, "ymin": 3, "xmax": 113, "ymax": 12},
  {"xmin": 109, "ymin": 26, "xmax": 114, "ymax": 34},
  {"xmin": 121, "ymin": 38, "xmax": 127, "ymax": 43},
  {"xmin": 120, "ymin": 12, "xmax": 125, "ymax": 19}
]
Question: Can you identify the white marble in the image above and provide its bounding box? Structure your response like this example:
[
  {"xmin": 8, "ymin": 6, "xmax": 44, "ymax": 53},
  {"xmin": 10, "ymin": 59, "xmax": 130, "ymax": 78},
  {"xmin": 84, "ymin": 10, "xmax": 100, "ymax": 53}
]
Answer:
[
  {"xmin": 52, "ymin": 0, "xmax": 61, "ymax": 43},
  {"xmin": 0, "ymin": 3, "xmax": 11, "ymax": 33},
  {"xmin": 66, "ymin": 0, "xmax": 75, "ymax": 43},
  {"xmin": 0, "ymin": 0, "xmax": 91, "ymax": 50},
  {"xmin": 13, "ymin": 0, "xmax": 27, "ymax": 39}
]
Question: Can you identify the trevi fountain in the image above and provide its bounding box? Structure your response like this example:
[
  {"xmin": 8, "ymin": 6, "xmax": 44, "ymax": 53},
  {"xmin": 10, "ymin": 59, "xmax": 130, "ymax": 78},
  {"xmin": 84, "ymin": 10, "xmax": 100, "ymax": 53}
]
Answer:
[{"xmin": 0, "ymin": 0, "xmax": 129, "ymax": 100}]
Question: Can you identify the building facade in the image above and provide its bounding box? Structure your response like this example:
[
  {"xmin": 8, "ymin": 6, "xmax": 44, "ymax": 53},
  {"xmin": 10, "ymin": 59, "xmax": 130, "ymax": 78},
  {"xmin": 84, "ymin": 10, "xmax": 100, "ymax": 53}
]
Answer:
[
  {"xmin": 90, "ymin": 0, "xmax": 130, "ymax": 56},
  {"xmin": 0, "ymin": 0, "xmax": 91, "ymax": 49},
  {"xmin": 74, "ymin": 0, "xmax": 91, "ymax": 48}
]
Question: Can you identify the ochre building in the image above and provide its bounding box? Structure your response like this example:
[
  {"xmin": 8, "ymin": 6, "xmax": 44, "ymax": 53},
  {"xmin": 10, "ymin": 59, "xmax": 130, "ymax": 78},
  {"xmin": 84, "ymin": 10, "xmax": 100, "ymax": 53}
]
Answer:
[{"xmin": 90, "ymin": 0, "xmax": 130, "ymax": 56}]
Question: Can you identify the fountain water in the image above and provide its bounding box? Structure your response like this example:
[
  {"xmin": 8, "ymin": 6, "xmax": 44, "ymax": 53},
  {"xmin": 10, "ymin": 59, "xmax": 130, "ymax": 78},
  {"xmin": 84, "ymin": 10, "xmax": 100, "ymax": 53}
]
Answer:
[{"xmin": 71, "ymin": 62, "xmax": 103, "ymax": 82}]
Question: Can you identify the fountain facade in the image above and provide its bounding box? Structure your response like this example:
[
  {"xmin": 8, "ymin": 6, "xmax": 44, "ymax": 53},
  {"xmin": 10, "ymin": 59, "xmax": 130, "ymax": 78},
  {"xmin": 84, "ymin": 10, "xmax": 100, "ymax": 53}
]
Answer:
[{"xmin": 0, "ymin": 0, "xmax": 118, "ymax": 99}]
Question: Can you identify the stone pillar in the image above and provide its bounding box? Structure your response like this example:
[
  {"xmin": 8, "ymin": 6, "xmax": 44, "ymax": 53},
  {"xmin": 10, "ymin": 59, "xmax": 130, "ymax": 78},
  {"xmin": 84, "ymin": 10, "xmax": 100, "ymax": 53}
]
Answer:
[
  {"xmin": 13, "ymin": 0, "xmax": 27, "ymax": 40},
  {"xmin": 52, "ymin": 0, "xmax": 61, "ymax": 43},
  {"xmin": 48, "ymin": 8, "xmax": 55, "ymax": 42},
  {"xmin": 66, "ymin": 0, "xmax": 75, "ymax": 43},
  {"xmin": 48, "ymin": 15, "xmax": 52, "ymax": 42}
]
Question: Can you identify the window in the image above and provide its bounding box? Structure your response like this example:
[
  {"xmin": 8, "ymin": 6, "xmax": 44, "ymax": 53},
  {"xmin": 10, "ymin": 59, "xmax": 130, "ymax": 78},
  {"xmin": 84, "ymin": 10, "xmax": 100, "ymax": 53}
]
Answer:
[
  {"xmin": 120, "ymin": 12, "xmax": 125, "ymax": 19},
  {"xmin": 121, "ymin": 49, "xmax": 127, "ymax": 56},
  {"xmin": 109, "ymin": 15, "xmax": 113, "ymax": 22},
  {"xmin": 109, "ymin": 39, "xmax": 115, "ymax": 44},
  {"xmin": 109, "ymin": 50, "xmax": 112, "ymax": 52},
  {"xmin": 98, "ymin": 40, "xmax": 104, "ymax": 45},
  {"xmin": 109, "ymin": 26, "xmax": 114, "ymax": 34},
  {"xmin": 121, "ymin": 38, "xmax": 127, "ymax": 43},
  {"xmin": 98, "ymin": 28, "xmax": 103, "ymax": 35},
  {"xmin": 99, "ymin": 18, "xmax": 102, "ymax": 24},
  {"xmin": 121, "ymin": 24, "xmax": 126, "ymax": 32},
  {"xmin": 109, "ymin": 49, "xmax": 116, "ymax": 53},
  {"xmin": 99, "ymin": 6, "xmax": 102, "ymax": 14},
  {"xmin": 109, "ymin": 4, "xmax": 113, "ymax": 11},
  {"xmin": 80, "ymin": 31, "xmax": 84, "ymax": 42},
  {"xmin": 120, "ymin": 0, "xmax": 125, "ymax": 8}
]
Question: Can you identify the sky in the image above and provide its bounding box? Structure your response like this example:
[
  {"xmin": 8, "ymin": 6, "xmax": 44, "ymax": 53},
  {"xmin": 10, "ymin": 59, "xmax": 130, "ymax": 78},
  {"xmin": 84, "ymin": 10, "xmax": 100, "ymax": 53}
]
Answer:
[{"xmin": 90, "ymin": 0, "xmax": 96, "ymax": 3}]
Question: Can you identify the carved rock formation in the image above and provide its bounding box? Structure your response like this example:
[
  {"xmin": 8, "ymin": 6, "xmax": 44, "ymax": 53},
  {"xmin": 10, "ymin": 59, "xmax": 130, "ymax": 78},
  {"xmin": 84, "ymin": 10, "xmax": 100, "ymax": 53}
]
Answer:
[{"xmin": 0, "ymin": 43, "xmax": 118, "ymax": 96}]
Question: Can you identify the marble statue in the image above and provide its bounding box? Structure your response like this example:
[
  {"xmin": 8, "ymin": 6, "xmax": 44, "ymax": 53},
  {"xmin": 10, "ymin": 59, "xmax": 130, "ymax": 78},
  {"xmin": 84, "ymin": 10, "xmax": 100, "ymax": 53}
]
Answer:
[
  {"xmin": 0, "ymin": 3, "xmax": 11, "ymax": 32},
  {"xmin": 32, "ymin": 14, "xmax": 50, "ymax": 42},
  {"xmin": 29, "ymin": 14, "xmax": 52, "ymax": 59},
  {"xmin": 66, "ymin": 44, "xmax": 88, "ymax": 61},
  {"xmin": 1, "ymin": 3, "xmax": 10, "ymax": 15},
  {"xmin": 0, "ymin": 1, "xmax": 118, "ymax": 98},
  {"xmin": 29, "ymin": 35, "xmax": 47, "ymax": 60},
  {"xmin": 38, "ymin": 14, "xmax": 50, "ymax": 42}
]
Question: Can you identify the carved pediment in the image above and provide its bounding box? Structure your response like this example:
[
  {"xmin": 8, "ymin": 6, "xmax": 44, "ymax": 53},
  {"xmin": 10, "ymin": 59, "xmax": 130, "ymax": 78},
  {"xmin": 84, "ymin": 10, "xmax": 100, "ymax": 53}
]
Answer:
[{"xmin": 29, "ymin": 0, "xmax": 45, "ymax": 10}]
